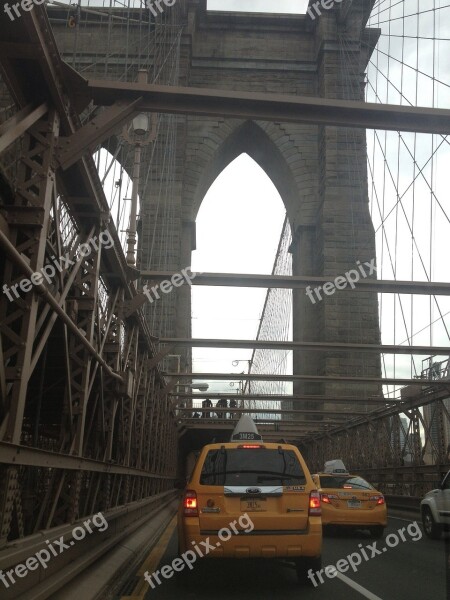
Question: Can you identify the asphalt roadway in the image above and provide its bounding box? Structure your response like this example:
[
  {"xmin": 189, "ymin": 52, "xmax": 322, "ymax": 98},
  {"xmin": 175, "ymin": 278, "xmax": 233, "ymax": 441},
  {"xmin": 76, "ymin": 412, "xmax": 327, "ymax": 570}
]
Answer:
[{"xmin": 125, "ymin": 513, "xmax": 448, "ymax": 600}]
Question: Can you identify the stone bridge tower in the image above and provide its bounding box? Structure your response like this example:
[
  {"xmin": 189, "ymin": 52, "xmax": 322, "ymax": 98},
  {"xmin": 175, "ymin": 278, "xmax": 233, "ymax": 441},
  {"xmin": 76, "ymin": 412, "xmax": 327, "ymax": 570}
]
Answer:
[{"xmin": 50, "ymin": 0, "xmax": 382, "ymax": 413}]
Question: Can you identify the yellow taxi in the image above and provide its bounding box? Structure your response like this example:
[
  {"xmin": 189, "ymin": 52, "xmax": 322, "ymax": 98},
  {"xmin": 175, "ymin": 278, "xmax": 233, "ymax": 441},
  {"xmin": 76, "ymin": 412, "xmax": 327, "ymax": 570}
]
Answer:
[
  {"xmin": 178, "ymin": 415, "xmax": 322, "ymax": 583},
  {"xmin": 313, "ymin": 460, "xmax": 387, "ymax": 538}
]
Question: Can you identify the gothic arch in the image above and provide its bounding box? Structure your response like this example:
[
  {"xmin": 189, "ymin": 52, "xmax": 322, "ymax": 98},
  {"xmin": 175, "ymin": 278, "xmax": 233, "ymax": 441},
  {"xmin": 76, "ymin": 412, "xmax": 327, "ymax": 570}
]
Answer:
[{"xmin": 184, "ymin": 119, "xmax": 312, "ymax": 232}]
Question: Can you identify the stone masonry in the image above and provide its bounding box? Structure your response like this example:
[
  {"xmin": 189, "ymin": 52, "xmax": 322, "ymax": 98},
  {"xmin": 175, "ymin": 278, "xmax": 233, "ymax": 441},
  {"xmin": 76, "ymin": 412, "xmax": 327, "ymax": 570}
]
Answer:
[{"xmin": 50, "ymin": 0, "xmax": 382, "ymax": 415}]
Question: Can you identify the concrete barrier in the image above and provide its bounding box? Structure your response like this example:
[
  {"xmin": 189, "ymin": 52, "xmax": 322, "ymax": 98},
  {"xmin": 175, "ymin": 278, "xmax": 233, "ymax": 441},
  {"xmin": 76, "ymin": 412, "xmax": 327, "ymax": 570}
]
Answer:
[{"xmin": 0, "ymin": 490, "xmax": 178, "ymax": 600}]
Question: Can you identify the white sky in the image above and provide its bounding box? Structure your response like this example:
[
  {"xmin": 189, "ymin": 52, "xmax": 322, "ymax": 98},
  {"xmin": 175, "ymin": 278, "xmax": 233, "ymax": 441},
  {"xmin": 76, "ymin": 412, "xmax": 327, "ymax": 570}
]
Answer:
[
  {"xmin": 207, "ymin": 0, "xmax": 308, "ymax": 13},
  {"xmin": 191, "ymin": 154, "xmax": 285, "ymax": 395}
]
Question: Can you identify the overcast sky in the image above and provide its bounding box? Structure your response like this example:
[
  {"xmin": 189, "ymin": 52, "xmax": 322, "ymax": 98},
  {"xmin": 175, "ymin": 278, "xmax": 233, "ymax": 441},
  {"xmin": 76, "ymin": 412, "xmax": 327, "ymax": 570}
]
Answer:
[
  {"xmin": 207, "ymin": 0, "xmax": 308, "ymax": 13},
  {"xmin": 191, "ymin": 155, "xmax": 286, "ymax": 396}
]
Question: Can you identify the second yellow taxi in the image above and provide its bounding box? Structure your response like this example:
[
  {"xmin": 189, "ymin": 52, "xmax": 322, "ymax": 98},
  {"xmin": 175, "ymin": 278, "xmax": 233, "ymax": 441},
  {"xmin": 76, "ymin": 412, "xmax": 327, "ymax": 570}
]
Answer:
[{"xmin": 313, "ymin": 460, "xmax": 387, "ymax": 538}]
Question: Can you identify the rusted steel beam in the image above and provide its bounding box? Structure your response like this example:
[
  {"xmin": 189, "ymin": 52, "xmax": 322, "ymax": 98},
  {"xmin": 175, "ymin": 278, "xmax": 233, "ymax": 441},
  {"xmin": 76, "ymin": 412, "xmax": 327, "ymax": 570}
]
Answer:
[
  {"xmin": 141, "ymin": 271, "xmax": 450, "ymax": 295},
  {"xmin": 56, "ymin": 99, "xmax": 142, "ymax": 170},
  {"xmin": 178, "ymin": 407, "xmax": 367, "ymax": 416},
  {"xmin": 160, "ymin": 337, "xmax": 450, "ymax": 356},
  {"xmin": 0, "ymin": 228, "xmax": 124, "ymax": 384},
  {"xmin": 165, "ymin": 372, "xmax": 446, "ymax": 386},
  {"xmin": 172, "ymin": 392, "xmax": 393, "ymax": 404},
  {"xmin": 0, "ymin": 443, "xmax": 173, "ymax": 478},
  {"xmin": 84, "ymin": 80, "xmax": 450, "ymax": 135},
  {"xmin": 0, "ymin": 102, "xmax": 48, "ymax": 155},
  {"xmin": 304, "ymin": 387, "xmax": 450, "ymax": 442}
]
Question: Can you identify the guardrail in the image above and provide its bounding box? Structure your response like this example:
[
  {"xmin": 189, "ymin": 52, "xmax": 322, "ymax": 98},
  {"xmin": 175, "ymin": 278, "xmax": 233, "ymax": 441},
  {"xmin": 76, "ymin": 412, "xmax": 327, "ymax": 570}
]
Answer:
[{"xmin": 0, "ymin": 490, "xmax": 178, "ymax": 600}]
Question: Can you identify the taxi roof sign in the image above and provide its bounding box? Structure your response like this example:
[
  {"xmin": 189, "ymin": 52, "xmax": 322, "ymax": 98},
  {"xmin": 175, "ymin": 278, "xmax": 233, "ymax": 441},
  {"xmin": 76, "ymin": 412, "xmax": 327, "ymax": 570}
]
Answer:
[
  {"xmin": 324, "ymin": 459, "xmax": 348, "ymax": 474},
  {"xmin": 230, "ymin": 415, "xmax": 263, "ymax": 443}
]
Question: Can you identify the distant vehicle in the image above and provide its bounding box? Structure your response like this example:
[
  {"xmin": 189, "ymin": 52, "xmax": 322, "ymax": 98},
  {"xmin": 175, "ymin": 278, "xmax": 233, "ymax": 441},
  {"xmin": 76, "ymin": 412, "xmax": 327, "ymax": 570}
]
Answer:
[
  {"xmin": 313, "ymin": 461, "xmax": 387, "ymax": 538},
  {"xmin": 177, "ymin": 415, "xmax": 322, "ymax": 583},
  {"xmin": 421, "ymin": 469, "xmax": 450, "ymax": 539}
]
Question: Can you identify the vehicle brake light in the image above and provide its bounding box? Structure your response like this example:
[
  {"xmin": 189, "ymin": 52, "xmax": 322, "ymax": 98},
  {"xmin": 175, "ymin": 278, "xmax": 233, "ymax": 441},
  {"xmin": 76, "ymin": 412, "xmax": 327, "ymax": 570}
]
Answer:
[
  {"xmin": 239, "ymin": 445, "xmax": 264, "ymax": 449},
  {"xmin": 309, "ymin": 491, "xmax": 321, "ymax": 516},
  {"xmin": 370, "ymin": 495, "xmax": 385, "ymax": 505},
  {"xmin": 183, "ymin": 490, "xmax": 198, "ymax": 516},
  {"xmin": 321, "ymin": 493, "xmax": 331, "ymax": 504}
]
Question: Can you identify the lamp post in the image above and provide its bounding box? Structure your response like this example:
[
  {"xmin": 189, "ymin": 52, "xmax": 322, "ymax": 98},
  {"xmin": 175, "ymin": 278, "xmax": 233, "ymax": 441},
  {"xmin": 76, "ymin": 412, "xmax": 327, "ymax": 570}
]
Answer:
[
  {"xmin": 123, "ymin": 113, "xmax": 152, "ymax": 266},
  {"xmin": 232, "ymin": 359, "xmax": 252, "ymax": 395}
]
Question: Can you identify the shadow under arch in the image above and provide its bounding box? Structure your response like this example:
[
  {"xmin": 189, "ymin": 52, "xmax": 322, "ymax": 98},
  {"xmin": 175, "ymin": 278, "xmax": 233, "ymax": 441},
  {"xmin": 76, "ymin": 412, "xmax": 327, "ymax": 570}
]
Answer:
[{"xmin": 193, "ymin": 121, "xmax": 299, "ymax": 228}]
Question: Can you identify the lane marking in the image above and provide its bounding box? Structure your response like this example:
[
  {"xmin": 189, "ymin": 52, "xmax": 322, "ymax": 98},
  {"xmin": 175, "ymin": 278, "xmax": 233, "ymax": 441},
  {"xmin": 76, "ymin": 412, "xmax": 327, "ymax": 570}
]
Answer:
[
  {"xmin": 336, "ymin": 572, "xmax": 384, "ymax": 600},
  {"xmin": 389, "ymin": 516, "xmax": 423, "ymax": 526},
  {"xmin": 121, "ymin": 514, "xmax": 177, "ymax": 599}
]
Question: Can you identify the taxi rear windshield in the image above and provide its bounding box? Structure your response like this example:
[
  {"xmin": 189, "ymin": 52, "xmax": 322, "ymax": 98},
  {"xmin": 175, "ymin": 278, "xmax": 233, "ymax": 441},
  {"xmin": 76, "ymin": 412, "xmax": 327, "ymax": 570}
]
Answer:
[
  {"xmin": 199, "ymin": 448, "xmax": 306, "ymax": 486},
  {"xmin": 319, "ymin": 476, "xmax": 373, "ymax": 490}
]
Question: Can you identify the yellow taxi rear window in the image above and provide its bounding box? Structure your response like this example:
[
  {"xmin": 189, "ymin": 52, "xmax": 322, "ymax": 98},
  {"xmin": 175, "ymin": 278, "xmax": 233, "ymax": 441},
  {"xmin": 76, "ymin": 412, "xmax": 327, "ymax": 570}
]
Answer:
[
  {"xmin": 319, "ymin": 476, "xmax": 374, "ymax": 490},
  {"xmin": 199, "ymin": 448, "xmax": 306, "ymax": 486}
]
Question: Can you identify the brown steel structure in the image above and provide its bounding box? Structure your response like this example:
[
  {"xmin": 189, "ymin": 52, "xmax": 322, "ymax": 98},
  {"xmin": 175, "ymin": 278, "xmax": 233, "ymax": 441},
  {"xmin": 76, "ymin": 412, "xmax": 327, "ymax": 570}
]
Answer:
[
  {"xmin": 0, "ymin": 2, "xmax": 449, "ymax": 596},
  {"xmin": 0, "ymin": 3, "xmax": 177, "ymax": 572}
]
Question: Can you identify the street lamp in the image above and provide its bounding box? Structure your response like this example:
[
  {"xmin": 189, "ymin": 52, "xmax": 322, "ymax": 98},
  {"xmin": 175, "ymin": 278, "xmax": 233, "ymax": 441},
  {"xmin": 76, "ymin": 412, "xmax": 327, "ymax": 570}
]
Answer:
[
  {"xmin": 131, "ymin": 113, "xmax": 150, "ymax": 137},
  {"xmin": 122, "ymin": 69, "xmax": 158, "ymax": 267},
  {"xmin": 123, "ymin": 113, "xmax": 153, "ymax": 266},
  {"xmin": 192, "ymin": 384, "xmax": 209, "ymax": 392},
  {"xmin": 174, "ymin": 383, "xmax": 210, "ymax": 392}
]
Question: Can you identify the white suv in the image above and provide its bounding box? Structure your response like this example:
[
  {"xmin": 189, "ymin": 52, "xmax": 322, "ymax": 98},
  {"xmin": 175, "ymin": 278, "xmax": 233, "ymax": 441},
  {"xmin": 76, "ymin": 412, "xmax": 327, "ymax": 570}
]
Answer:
[{"xmin": 421, "ymin": 470, "xmax": 450, "ymax": 539}]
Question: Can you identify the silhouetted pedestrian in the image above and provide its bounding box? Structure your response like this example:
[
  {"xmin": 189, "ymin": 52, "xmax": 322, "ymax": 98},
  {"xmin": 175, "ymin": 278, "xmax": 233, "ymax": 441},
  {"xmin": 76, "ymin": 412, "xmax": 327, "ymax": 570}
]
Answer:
[{"xmin": 202, "ymin": 399, "xmax": 212, "ymax": 418}]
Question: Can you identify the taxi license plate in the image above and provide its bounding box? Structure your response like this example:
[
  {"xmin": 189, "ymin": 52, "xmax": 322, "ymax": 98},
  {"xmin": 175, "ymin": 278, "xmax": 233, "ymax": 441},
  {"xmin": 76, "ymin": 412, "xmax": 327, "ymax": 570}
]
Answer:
[
  {"xmin": 347, "ymin": 500, "xmax": 361, "ymax": 509},
  {"xmin": 241, "ymin": 498, "xmax": 266, "ymax": 512}
]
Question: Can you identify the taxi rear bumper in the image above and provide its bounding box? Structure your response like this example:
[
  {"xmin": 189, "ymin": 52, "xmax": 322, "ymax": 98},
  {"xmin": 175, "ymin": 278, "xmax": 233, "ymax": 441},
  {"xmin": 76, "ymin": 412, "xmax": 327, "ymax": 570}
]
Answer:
[
  {"xmin": 180, "ymin": 518, "xmax": 322, "ymax": 559},
  {"xmin": 321, "ymin": 505, "xmax": 387, "ymax": 527}
]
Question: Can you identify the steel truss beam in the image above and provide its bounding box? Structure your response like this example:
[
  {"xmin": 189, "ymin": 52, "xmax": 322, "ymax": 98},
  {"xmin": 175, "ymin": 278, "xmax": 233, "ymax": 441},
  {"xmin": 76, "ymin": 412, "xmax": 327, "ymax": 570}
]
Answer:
[
  {"xmin": 0, "ymin": 102, "xmax": 48, "ymax": 155},
  {"xmin": 82, "ymin": 80, "xmax": 450, "ymax": 135},
  {"xmin": 302, "ymin": 387, "xmax": 450, "ymax": 497},
  {"xmin": 0, "ymin": 443, "xmax": 172, "ymax": 479},
  {"xmin": 178, "ymin": 407, "xmax": 367, "ymax": 416},
  {"xmin": 172, "ymin": 393, "xmax": 394, "ymax": 404},
  {"xmin": 183, "ymin": 423, "xmax": 339, "ymax": 433},
  {"xmin": 141, "ymin": 271, "xmax": 450, "ymax": 295},
  {"xmin": 160, "ymin": 337, "xmax": 450, "ymax": 355},
  {"xmin": 0, "ymin": 6, "xmax": 178, "ymax": 546},
  {"xmin": 166, "ymin": 372, "xmax": 446, "ymax": 386},
  {"xmin": 305, "ymin": 387, "xmax": 450, "ymax": 440}
]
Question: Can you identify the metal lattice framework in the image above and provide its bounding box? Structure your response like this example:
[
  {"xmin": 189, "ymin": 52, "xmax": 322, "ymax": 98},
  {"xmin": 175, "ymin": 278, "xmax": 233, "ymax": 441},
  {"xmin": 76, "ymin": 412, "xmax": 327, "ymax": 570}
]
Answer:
[{"xmin": 0, "ymin": 5, "xmax": 178, "ymax": 556}]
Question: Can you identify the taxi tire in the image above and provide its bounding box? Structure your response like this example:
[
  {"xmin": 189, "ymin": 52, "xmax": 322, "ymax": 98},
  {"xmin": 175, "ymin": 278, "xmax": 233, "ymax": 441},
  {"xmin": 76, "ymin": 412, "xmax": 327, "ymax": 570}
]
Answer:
[
  {"xmin": 369, "ymin": 525, "xmax": 385, "ymax": 539},
  {"xmin": 295, "ymin": 556, "xmax": 322, "ymax": 585}
]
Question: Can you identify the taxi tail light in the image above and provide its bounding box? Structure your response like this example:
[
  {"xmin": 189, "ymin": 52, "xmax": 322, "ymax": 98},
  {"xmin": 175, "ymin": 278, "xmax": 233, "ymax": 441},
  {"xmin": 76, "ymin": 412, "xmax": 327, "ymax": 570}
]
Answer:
[
  {"xmin": 309, "ymin": 491, "xmax": 321, "ymax": 516},
  {"xmin": 183, "ymin": 490, "xmax": 198, "ymax": 516},
  {"xmin": 370, "ymin": 495, "xmax": 385, "ymax": 505},
  {"xmin": 321, "ymin": 493, "xmax": 338, "ymax": 504}
]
